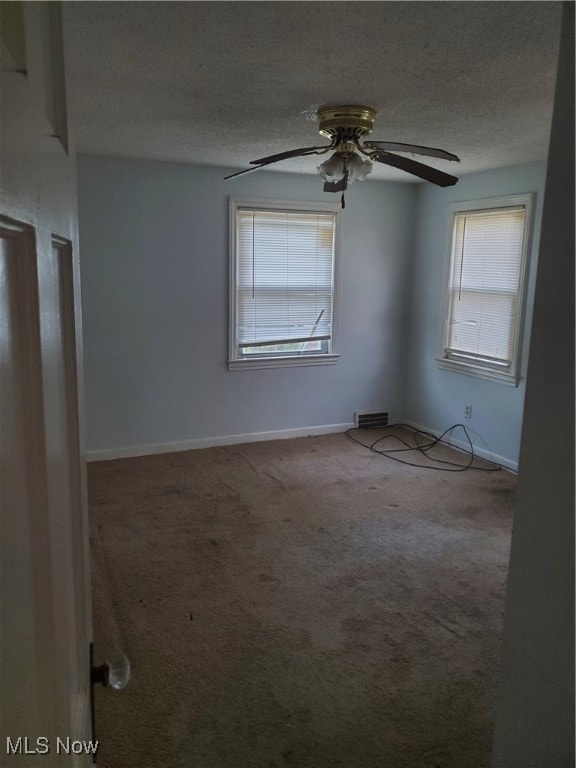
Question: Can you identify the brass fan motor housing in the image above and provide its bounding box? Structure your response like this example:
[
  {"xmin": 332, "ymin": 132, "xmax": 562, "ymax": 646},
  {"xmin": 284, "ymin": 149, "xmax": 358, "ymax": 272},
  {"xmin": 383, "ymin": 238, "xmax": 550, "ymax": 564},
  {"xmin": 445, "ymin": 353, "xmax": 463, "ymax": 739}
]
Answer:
[{"xmin": 317, "ymin": 105, "xmax": 377, "ymax": 140}]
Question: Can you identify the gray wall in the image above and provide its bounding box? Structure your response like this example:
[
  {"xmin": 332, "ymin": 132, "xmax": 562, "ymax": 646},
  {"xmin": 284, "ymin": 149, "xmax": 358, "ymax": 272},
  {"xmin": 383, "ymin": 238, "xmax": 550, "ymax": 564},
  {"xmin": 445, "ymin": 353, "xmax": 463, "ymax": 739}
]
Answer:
[
  {"xmin": 78, "ymin": 157, "xmax": 417, "ymax": 456},
  {"xmin": 491, "ymin": 3, "xmax": 575, "ymax": 765},
  {"xmin": 403, "ymin": 163, "xmax": 547, "ymax": 468},
  {"xmin": 78, "ymin": 156, "xmax": 547, "ymax": 465}
]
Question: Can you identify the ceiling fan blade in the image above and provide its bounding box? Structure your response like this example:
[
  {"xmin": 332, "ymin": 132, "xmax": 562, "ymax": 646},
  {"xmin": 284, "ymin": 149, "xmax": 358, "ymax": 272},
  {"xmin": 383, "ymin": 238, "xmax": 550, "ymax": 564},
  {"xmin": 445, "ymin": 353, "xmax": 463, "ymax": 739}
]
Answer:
[
  {"xmin": 225, "ymin": 144, "xmax": 334, "ymax": 181},
  {"xmin": 365, "ymin": 141, "xmax": 459, "ymax": 162},
  {"xmin": 223, "ymin": 165, "xmax": 270, "ymax": 180},
  {"xmin": 373, "ymin": 152, "xmax": 458, "ymax": 187},
  {"xmin": 323, "ymin": 177, "xmax": 348, "ymax": 193},
  {"xmin": 250, "ymin": 145, "xmax": 332, "ymax": 164}
]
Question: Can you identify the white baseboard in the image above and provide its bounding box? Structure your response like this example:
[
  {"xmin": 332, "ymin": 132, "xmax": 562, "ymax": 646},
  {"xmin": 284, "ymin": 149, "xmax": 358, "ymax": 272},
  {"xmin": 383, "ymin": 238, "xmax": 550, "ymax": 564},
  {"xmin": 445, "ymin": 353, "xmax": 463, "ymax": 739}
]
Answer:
[
  {"xmin": 86, "ymin": 422, "xmax": 355, "ymax": 462},
  {"xmin": 86, "ymin": 420, "xmax": 518, "ymax": 472},
  {"xmin": 398, "ymin": 419, "xmax": 518, "ymax": 473}
]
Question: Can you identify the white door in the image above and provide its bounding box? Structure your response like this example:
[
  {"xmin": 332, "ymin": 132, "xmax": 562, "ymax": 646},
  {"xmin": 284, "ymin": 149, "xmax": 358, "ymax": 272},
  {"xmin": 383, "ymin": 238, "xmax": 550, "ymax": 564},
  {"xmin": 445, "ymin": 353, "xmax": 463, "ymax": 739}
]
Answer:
[{"xmin": 1, "ymin": 3, "xmax": 93, "ymax": 765}]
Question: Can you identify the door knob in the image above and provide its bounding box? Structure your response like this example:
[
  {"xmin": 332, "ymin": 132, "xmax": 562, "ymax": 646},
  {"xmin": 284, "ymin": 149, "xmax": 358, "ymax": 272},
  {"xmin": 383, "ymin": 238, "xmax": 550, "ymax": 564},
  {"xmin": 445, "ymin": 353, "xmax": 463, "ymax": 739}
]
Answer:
[{"xmin": 92, "ymin": 655, "xmax": 130, "ymax": 690}]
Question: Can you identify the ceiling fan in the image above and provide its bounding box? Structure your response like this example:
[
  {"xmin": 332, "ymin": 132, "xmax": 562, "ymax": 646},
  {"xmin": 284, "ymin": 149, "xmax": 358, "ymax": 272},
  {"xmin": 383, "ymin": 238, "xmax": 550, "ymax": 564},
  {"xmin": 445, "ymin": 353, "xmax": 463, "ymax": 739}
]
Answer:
[{"xmin": 224, "ymin": 105, "xmax": 460, "ymax": 206}]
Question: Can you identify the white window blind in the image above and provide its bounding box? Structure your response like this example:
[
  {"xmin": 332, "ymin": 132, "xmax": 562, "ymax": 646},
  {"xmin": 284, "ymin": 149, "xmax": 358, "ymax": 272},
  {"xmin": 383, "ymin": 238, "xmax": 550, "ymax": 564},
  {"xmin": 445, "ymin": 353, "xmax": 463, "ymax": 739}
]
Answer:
[
  {"xmin": 446, "ymin": 206, "xmax": 527, "ymax": 370},
  {"xmin": 235, "ymin": 208, "xmax": 336, "ymax": 355}
]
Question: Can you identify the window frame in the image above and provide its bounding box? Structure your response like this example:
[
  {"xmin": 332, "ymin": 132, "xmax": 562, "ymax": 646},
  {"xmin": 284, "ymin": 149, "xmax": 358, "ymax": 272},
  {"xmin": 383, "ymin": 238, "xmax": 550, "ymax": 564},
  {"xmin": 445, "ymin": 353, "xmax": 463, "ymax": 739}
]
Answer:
[
  {"xmin": 437, "ymin": 193, "xmax": 534, "ymax": 386},
  {"xmin": 228, "ymin": 197, "xmax": 342, "ymax": 371}
]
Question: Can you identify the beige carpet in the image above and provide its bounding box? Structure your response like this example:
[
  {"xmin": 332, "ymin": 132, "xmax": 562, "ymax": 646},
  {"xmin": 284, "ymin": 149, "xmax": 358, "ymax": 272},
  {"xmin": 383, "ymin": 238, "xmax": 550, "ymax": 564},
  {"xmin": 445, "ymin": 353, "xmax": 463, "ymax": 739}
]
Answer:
[{"xmin": 88, "ymin": 429, "xmax": 515, "ymax": 768}]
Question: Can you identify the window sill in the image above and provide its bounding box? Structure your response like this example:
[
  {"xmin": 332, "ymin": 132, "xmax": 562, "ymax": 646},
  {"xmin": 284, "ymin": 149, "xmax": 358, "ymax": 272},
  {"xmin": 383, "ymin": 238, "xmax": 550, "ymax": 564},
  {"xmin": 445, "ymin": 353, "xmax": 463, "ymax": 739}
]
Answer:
[
  {"xmin": 435, "ymin": 357, "xmax": 519, "ymax": 387},
  {"xmin": 228, "ymin": 353, "xmax": 340, "ymax": 371}
]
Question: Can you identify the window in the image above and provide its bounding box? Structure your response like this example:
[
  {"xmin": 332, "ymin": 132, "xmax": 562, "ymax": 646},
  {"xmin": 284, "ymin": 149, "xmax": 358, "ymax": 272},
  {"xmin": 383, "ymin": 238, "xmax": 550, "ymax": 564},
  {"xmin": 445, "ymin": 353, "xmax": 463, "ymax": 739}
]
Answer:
[
  {"xmin": 229, "ymin": 198, "xmax": 341, "ymax": 369},
  {"xmin": 438, "ymin": 194, "xmax": 534, "ymax": 385}
]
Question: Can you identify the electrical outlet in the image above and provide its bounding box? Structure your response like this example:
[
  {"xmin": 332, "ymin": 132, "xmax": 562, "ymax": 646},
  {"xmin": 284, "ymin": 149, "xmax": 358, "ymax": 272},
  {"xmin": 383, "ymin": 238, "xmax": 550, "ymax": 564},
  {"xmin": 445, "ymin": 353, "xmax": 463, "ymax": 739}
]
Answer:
[{"xmin": 464, "ymin": 405, "xmax": 472, "ymax": 419}]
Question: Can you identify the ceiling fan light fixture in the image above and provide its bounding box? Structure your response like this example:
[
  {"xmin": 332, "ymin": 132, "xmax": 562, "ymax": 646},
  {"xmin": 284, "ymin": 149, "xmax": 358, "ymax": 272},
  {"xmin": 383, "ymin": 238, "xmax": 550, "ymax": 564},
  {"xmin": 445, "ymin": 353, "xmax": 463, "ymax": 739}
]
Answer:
[
  {"xmin": 318, "ymin": 151, "xmax": 373, "ymax": 185},
  {"xmin": 224, "ymin": 103, "xmax": 459, "ymax": 194},
  {"xmin": 347, "ymin": 153, "xmax": 373, "ymax": 183},
  {"xmin": 318, "ymin": 152, "xmax": 346, "ymax": 183}
]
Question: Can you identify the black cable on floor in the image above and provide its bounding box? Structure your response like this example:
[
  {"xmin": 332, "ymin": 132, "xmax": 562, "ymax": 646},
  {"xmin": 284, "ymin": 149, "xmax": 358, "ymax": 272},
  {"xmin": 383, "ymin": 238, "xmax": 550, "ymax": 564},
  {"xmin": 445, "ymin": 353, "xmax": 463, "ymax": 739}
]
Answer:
[{"xmin": 345, "ymin": 422, "xmax": 502, "ymax": 472}]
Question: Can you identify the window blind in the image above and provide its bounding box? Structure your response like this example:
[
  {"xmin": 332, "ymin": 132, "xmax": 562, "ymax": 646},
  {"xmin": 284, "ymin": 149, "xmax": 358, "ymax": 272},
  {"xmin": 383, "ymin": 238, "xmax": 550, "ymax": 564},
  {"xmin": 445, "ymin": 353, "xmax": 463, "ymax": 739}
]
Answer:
[
  {"xmin": 236, "ymin": 208, "xmax": 335, "ymax": 350},
  {"xmin": 446, "ymin": 206, "xmax": 526, "ymax": 367}
]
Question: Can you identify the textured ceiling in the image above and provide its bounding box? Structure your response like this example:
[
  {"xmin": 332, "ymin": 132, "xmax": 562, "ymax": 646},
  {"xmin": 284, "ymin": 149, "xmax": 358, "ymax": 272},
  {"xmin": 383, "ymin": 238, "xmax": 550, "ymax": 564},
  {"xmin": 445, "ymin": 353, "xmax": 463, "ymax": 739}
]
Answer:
[{"xmin": 64, "ymin": 1, "xmax": 562, "ymax": 183}]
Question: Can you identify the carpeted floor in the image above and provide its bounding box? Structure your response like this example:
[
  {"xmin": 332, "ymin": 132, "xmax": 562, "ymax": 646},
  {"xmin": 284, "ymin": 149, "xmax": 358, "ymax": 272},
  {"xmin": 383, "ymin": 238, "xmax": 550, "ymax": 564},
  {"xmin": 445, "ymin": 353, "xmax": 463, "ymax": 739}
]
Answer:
[{"xmin": 88, "ymin": 429, "xmax": 515, "ymax": 768}]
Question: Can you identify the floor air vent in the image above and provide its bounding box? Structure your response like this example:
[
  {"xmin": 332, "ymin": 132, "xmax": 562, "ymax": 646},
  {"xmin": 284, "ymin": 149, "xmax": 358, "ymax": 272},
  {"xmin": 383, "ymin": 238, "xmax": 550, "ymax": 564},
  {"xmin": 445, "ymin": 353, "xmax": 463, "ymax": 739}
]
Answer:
[{"xmin": 354, "ymin": 411, "xmax": 390, "ymax": 429}]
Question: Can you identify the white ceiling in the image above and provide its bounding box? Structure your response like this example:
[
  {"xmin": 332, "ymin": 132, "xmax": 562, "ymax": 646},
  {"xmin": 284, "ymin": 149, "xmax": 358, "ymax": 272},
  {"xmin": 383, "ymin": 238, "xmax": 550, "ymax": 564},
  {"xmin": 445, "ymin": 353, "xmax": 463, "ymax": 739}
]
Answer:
[{"xmin": 64, "ymin": 1, "xmax": 562, "ymax": 184}]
